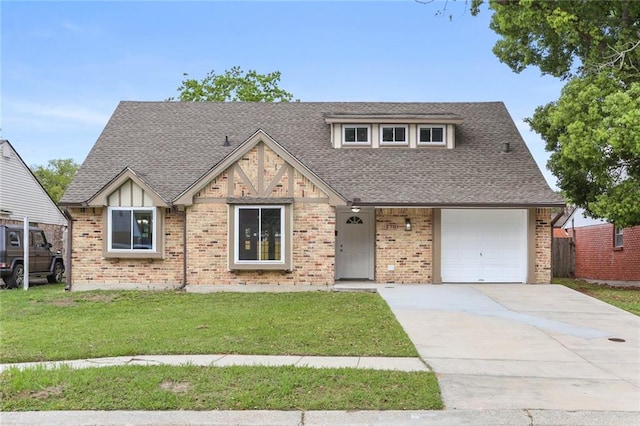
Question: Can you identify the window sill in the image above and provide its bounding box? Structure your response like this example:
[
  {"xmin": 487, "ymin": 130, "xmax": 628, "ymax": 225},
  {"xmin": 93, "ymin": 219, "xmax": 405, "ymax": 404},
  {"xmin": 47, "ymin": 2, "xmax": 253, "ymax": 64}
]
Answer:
[
  {"xmin": 104, "ymin": 251, "xmax": 163, "ymax": 260},
  {"xmin": 613, "ymin": 247, "xmax": 624, "ymax": 251},
  {"xmin": 229, "ymin": 263, "xmax": 291, "ymax": 271}
]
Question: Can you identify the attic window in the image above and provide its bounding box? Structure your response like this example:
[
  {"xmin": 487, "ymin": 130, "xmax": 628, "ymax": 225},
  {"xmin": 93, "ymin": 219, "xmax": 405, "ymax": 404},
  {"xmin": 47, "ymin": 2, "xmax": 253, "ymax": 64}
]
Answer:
[
  {"xmin": 380, "ymin": 125, "xmax": 408, "ymax": 145},
  {"xmin": 418, "ymin": 125, "xmax": 446, "ymax": 146},
  {"xmin": 343, "ymin": 125, "xmax": 370, "ymax": 145}
]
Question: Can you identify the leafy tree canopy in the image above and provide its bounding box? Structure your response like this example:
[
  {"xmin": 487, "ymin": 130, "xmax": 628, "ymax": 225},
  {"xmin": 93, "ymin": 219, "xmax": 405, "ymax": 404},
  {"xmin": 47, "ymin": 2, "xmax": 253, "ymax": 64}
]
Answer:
[
  {"xmin": 476, "ymin": 0, "xmax": 640, "ymax": 81},
  {"xmin": 167, "ymin": 66, "xmax": 295, "ymax": 102},
  {"xmin": 31, "ymin": 159, "xmax": 80, "ymax": 204},
  {"xmin": 527, "ymin": 74, "xmax": 640, "ymax": 228},
  {"xmin": 467, "ymin": 0, "xmax": 640, "ymax": 226}
]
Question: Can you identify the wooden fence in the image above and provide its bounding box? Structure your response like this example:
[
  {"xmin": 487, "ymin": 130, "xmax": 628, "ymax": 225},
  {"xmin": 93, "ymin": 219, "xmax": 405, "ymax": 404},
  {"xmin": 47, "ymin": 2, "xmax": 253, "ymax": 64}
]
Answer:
[{"xmin": 552, "ymin": 237, "xmax": 575, "ymax": 278}]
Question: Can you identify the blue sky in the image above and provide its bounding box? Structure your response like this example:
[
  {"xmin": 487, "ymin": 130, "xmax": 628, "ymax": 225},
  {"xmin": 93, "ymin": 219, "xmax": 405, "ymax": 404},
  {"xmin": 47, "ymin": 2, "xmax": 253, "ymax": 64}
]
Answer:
[{"xmin": 2, "ymin": 0, "xmax": 564, "ymax": 188}]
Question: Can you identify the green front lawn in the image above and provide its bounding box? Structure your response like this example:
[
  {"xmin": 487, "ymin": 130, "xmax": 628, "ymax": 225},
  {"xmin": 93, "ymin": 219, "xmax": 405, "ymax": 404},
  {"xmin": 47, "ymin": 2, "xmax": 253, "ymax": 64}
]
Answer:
[
  {"xmin": 0, "ymin": 365, "xmax": 442, "ymax": 411},
  {"xmin": 554, "ymin": 278, "xmax": 640, "ymax": 315},
  {"xmin": 0, "ymin": 285, "xmax": 417, "ymax": 363},
  {"xmin": 0, "ymin": 285, "xmax": 442, "ymax": 411}
]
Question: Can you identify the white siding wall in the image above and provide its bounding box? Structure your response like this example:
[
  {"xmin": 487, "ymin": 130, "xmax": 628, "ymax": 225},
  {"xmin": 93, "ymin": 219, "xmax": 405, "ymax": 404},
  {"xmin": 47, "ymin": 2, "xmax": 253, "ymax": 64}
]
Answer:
[{"xmin": 0, "ymin": 141, "xmax": 67, "ymax": 226}]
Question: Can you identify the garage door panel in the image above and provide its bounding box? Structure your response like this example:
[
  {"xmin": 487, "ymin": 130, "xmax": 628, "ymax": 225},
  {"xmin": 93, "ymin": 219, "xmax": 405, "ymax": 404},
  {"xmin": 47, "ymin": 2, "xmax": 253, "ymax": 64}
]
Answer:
[{"xmin": 441, "ymin": 209, "xmax": 527, "ymax": 283}]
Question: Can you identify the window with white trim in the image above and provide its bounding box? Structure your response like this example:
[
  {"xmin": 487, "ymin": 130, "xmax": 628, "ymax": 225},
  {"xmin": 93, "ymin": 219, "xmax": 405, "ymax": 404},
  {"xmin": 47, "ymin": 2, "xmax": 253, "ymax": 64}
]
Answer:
[
  {"xmin": 418, "ymin": 125, "xmax": 446, "ymax": 145},
  {"xmin": 614, "ymin": 227, "xmax": 623, "ymax": 247},
  {"xmin": 380, "ymin": 125, "xmax": 408, "ymax": 144},
  {"xmin": 235, "ymin": 206, "xmax": 285, "ymax": 263},
  {"xmin": 108, "ymin": 207, "xmax": 156, "ymax": 251},
  {"xmin": 342, "ymin": 125, "xmax": 370, "ymax": 144}
]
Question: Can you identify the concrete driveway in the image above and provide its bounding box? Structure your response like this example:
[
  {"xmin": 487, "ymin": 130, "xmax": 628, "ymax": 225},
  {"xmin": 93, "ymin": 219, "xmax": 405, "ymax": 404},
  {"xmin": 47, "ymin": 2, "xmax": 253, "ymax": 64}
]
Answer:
[{"xmin": 376, "ymin": 284, "xmax": 640, "ymax": 412}]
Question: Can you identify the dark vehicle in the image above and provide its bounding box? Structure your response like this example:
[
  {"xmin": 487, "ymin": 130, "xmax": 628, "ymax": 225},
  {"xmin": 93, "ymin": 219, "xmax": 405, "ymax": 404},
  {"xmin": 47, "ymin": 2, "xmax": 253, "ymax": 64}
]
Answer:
[{"xmin": 0, "ymin": 225, "xmax": 65, "ymax": 289}]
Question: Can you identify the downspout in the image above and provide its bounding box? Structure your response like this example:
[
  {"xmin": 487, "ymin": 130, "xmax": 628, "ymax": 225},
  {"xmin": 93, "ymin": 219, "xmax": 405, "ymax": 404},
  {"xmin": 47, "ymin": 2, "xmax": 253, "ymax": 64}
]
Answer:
[
  {"xmin": 63, "ymin": 208, "xmax": 73, "ymax": 291},
  {"xmin": 176, "ymin": 208, "xmax": 188, "ymax": 290}
]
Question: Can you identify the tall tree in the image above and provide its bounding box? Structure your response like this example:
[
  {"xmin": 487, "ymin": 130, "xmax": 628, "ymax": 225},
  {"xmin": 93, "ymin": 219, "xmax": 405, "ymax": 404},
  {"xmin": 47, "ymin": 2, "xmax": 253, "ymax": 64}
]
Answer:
[
  {"xmin": 31, "ymin": 159, "xmax": 79, "ymax": 204},
  {"xmin": 469, "ymin": 0, "xmax": 640, "ymax": 227},
  {"xmin": 167, "ymin": 66, "xmax": 295, "ymax": 102}
]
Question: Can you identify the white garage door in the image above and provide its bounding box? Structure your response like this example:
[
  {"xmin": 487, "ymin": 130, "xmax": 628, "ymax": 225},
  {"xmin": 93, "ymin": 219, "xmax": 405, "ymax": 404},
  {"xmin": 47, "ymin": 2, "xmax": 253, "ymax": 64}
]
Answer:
[{"xmin": 441, "ymin": 209, "xmax": 527, "ymax": 283}]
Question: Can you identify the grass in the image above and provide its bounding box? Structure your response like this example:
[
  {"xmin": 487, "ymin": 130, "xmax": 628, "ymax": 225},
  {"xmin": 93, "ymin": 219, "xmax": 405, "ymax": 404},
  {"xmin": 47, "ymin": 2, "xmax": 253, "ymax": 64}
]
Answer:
[
  {"xmin": 0, "ymin": 284, "xmax": 442, "ymax": 411},
  {"xmin": 553, "ymin": 278, "xmax": 640, "ymax": 315},
  {"xmin": 0, "ymin": 365, "xmax": 442, "ymax": 411},
  {"xmin": 0, "ymin": 284, "xmax": 417, "ymax": 363}
]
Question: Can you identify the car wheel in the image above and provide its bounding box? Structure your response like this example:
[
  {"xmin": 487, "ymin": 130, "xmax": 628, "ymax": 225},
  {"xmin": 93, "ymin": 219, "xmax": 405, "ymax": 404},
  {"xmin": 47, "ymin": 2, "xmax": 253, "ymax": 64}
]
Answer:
[
  {"xmin": 8, "ymin": 264, "xmax": 24, "ymax": 289},
  {"xmin": 47, "ymin": 261, "xmax": 64, "ymax": 283}
]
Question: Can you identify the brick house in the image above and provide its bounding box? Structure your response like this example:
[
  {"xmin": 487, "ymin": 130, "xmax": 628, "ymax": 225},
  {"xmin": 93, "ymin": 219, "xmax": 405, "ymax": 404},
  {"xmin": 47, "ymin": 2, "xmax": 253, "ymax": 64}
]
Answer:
[
  {"xmin": 60, "ymin": 102, "xmax": 563, "ymax": 289},
  {"xmin": 563, "ymin": 208, "xmax": 640, "ymax": 283}
]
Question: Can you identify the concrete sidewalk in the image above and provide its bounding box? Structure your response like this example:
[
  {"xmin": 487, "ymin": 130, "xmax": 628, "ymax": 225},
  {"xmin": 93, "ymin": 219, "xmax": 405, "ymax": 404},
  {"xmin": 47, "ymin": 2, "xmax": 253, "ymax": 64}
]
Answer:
[
  {"xmin": 2, "ymin": 409, "xmax": 639, "ymax": 425},
  {"xmin": 0, "ymin": 354, "xmax": 428, "ymax": 373}
]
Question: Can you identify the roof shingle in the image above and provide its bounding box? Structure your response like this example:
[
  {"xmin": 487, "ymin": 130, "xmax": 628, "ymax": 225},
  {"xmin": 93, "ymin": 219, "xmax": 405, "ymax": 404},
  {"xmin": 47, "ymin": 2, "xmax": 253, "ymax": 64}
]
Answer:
[{"xmin": 61, "ymin": 101, "xmax": 562, "ymax": 207}]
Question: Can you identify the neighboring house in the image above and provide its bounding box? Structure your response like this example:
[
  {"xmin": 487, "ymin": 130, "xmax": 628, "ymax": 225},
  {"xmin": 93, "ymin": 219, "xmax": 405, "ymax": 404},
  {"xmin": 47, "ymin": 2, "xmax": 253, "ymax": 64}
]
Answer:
[
  {"xmin": 0, "ymin": 140, "xmax": 68, "ymax": 254},
  {"xmin": 563, "ymin": 208, "xmax": 640, "ymax": 283},
  {"xmin": 551, "ymin": 207, "xmax": 576, "ymax": 278},
  {"xmin": 552, "ymin": 207, "xmax": 574, "ymax": 239},
  {"xmin": 60, "ymin": 102, "xmax": 563, "ymax": 289}
]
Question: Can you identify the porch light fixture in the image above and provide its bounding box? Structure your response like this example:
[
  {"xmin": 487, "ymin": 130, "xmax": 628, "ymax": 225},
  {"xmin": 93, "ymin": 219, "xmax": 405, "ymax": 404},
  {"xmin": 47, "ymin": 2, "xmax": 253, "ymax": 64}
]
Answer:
[
  {"xmin": 350, "ymin": 197, "xmax": 361, "ymax": 213},
  {"xmin": 405, "ymin": 218, "xmax": 412, "ymax": 231}
]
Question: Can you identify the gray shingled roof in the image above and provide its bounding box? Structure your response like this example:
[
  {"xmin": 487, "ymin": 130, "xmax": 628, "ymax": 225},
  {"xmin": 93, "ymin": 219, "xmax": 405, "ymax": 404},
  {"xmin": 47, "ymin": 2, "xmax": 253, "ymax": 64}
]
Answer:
[{"xmin": 61, "ymin": 101, "xmax": 563, "ymax": 207}]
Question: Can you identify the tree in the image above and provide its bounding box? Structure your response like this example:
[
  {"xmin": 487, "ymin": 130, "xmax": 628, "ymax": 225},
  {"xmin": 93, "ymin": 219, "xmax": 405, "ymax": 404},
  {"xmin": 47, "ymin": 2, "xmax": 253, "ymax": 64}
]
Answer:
[
  {"xmin": 468, "ymin": 0, "xmax": 640, "ymax": 226},
  {"xmin": 31, "ymin": 159, "xmax": 80, "ymax": 204},
  {"xmin": 483, "ymin": 0, "xmax": 640, "ymax": 81},
  {"xmin": 527, "ymin": 74, "xmax": 640, "ymax": 228},
  {"xmin": 167, "ymin": 66, "xmax": 295, "ymax": 102}
]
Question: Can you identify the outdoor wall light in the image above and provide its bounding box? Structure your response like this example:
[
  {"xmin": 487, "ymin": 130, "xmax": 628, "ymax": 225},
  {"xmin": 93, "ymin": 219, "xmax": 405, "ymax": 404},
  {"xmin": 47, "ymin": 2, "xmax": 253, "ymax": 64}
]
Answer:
[
  {"xmin": 405, "ymin": 218, "xmax": 412, "ymax": 231},
  {"xmin": 350, "ymin": 197, "xmax": 362, "ymax": 213}
]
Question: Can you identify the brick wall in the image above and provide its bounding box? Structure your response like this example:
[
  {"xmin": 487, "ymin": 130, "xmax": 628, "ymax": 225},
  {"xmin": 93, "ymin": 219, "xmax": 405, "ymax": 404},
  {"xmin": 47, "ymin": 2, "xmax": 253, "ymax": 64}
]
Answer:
[
  {"xmin": 376, "ymin": 208, "xmax": 432, "ymax": 283},
  {"xmin": 574, "ymin": 224, "xmax": 640, "ymax": 282},
  {"xmin": 69, "ymin": 207, "xmax": 184, "ymax": 285},
  {"xmin": 534, "ymin": 208, "xmax": 552, "ymax": 284},
  {"xmin": 186, "ymin": 200, "xmax": 335, "ymax": 285}
]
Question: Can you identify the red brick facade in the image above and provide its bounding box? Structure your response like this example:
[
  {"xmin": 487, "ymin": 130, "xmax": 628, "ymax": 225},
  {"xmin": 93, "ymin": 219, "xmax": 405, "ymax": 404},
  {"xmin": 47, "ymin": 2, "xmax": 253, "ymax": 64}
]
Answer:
[{"xmin": 574, "ymin": 224, "xmax": 640, "ymax": 282}]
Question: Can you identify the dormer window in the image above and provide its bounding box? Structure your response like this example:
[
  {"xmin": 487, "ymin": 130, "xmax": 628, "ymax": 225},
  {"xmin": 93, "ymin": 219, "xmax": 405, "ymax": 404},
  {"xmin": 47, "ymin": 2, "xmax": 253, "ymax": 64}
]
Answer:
[
  {"xmin": 418, "ymin": 125, "xmax": 446, "ymax": 146},
  {"xmin": 343, "ymin": 125, "xmax": 370, "ymax": 144},
  {"xmin": 380, "ymin": 125, "xmax": 408, "ymax": 145}
]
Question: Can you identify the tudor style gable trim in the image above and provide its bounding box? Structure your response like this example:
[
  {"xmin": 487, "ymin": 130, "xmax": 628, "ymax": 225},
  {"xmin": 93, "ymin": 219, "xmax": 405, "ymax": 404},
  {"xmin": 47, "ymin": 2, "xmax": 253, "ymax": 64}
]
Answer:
[
  {"xmin": 174, "ymin": 129, "xmax": 346, "ymax": 206},
  {"xmin": 87, "ymin": 167, "xmax": 169, "ymax": 207}
]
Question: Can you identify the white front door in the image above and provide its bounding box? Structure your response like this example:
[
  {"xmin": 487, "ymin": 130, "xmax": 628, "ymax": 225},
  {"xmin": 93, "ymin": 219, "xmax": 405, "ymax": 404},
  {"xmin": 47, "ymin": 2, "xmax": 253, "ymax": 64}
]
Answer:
[
  {"xmin": 336, "ymin": 209, "xmax": 374, "ymax": 280},
  {"xmin": 441, "ymin": 209, "xmax": 527, "ymax": 283}
]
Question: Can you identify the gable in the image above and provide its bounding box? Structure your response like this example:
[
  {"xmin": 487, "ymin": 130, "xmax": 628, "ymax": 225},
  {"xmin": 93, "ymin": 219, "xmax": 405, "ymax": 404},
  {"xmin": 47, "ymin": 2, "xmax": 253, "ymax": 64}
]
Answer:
[
  {"xmin": 87, "ymin": 167, "xmax": 169, "ymax": 207},
  {"xmin": 0, "ymin": 140, "xmax": 67, "ymax": 225},
  {"xmin": 175, "ymin": 130, "xmax": 345, "ymax": 206},
  {"xmin": 193, "ymin": 144, "xmax": 331, "ymax": 202}
]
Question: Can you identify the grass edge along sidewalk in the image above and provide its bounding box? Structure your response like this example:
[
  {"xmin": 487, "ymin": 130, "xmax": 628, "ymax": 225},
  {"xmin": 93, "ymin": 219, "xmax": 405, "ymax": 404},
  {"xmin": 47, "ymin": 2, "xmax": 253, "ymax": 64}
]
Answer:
[{"xmin": 0, "ymin": 364, "xmax": 442, "ymax": 411}]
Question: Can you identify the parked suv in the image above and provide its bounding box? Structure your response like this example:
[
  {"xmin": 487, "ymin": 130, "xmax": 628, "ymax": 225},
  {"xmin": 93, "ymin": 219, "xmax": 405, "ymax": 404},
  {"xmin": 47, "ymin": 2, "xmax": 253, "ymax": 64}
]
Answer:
[{"xmin": 0, "ymin": 225, "xmax": 65, "ymax": 289}]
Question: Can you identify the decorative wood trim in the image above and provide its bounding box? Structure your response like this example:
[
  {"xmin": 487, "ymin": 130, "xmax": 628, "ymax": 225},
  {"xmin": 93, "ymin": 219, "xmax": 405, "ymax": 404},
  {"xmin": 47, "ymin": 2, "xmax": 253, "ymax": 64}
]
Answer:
[
  {"xmin": 234, "ymin": 164, "xmax": 257, "ymax": 196},
  {"xmin": 257, "ymin": 143, "xmax": 264, "ymax": 194},
  {"xmin": 287, "ymin": 165, "xmax": 294, "ymax": 196},
  {"xmin": 193, "ymin": 198, "xmax": 228, "ymax": 204},
  {"xmin": 263, "ymin": 164, "xmax": 288, "ymax": 197},
  {"xmin": 227, "ymin": 165, "xmax": 234, "ymax": 197}
]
